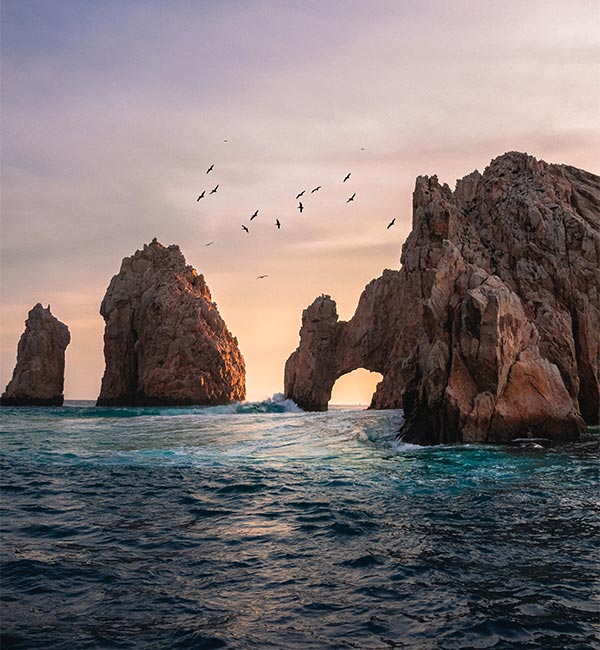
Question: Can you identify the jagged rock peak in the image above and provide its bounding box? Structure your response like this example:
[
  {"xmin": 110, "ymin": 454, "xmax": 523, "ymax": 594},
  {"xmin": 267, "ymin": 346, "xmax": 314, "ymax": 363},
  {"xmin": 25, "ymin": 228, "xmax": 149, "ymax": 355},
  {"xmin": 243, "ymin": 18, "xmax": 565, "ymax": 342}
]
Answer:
[
  {"xmin": 1, "ymin": 303, "xmax": 71, "ymax": 406},
  {"xmin": 97, "ymin": 240, "xmax": 245, "ymax": 406},
  {"xmin": 285, "ymin": 151, "xmax": 599, "ymax": 443}
]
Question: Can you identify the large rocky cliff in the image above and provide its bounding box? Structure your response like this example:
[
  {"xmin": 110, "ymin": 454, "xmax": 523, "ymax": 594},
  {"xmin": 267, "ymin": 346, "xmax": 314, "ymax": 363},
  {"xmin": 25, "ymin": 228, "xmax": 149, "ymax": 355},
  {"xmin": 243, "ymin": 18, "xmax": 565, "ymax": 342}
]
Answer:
[
  {"xmin": 1, "ymin": 304, "xmax": 71, "ymax": 406},
  {"xmin": 285, "ymin": 152, "xmax": 600, "ymax": 443},
  {"xmin": 97, "ymin": 239, "xmax": 245, "ymax": 406}
]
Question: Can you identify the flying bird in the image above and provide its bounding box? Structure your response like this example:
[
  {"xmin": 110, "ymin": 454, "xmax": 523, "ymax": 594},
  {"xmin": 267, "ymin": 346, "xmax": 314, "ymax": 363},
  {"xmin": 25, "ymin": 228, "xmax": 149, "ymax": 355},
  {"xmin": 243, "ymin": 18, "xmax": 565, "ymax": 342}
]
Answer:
[
  {"xmin": 206, "ymin": 164, "xmax": 214, "ymax": 174},
  {"xmin": 311, "ymin": 186, "xmax": 321, "ymax": 193},
  {"xmin": 257, "ymin": 275, "xmax": 269, "ymax": 279},
  {"xmin": 387, "ymin": 218, "xmax": 395, "ymax": 229},
  {"xmin": 298, "ymin": 202, "xmax": 304, "ymax": 213},
  {"xmin": 210, "ymin": 185, "xmax": 219, "ymax": 194},
  {"xmin": 296, "ymin": 190, "xmax": 305, "ymax": 199},
  {"xmin": 242, "ymin": 225, "xmax": 249, "ymax": 233},
  {"xmin": 275, "ymin": 219, "xmax": 281, "ymax": 229},
  {"xmin": 346, "ymin": 193, "xmax": 356, "ymax": 203},
  {"xmin": 205, "ymin": 241, "xmax": 214, "ymax": 246},
  {"xmin": 343, "ymin": 173, "xmax": 351, "ymax": 182},
  {"xmin": 250, "ymin": 210, "xmax": 259, "ymax": 220},
  {"xmin": 196, "ymin": 191, "xmax": 205, "ymax": 201}
]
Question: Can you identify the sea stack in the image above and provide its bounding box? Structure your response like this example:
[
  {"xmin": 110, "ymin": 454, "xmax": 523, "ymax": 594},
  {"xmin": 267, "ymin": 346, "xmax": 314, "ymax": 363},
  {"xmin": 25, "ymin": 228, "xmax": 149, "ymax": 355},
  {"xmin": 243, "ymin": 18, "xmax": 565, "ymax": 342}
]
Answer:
[
  {"xmin": 285, "ymin": 152, "xmax": 600, "ymax": 443},
  {"xmin": 97, "ymin": 239, "xmax": 245, "ymax": 406},
  {"xmin": 1, "ymin": 304, "xmax": 71, "ymax": 406}
]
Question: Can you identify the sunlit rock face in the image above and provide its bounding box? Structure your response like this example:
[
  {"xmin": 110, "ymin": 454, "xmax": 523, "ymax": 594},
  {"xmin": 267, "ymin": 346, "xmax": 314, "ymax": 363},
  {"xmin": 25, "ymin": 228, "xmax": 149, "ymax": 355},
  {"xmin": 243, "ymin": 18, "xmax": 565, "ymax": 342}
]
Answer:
[
  {"xmin": 285, "ymin": 152, "xmax": 599, "ymax": 443},
  {"xmin": 284, "ymin": 271, "xmax": 404, "ymax": 412},
  {"xmin": 1, "ymin": 304, "xmax": 70, "ymax": 406},
  {"xmin": 97, "ymin": 239, "xmax": 246, "ymax": 406}
]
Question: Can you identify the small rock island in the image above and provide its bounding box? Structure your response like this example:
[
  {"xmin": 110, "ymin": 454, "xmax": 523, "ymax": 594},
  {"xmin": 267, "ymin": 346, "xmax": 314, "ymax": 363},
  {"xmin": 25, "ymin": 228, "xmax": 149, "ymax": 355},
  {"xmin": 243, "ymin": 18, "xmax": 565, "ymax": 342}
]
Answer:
[
  {"xmin": 97, "ymin": 239, "xmax": 246, "ymax": 406},
  {"xmin": 1, "ymin": 303, "xmax": 71, "ymax": 406},
  {"xmin": 285, "ymin": 152, "xmax": 600, "ymax": 443}
]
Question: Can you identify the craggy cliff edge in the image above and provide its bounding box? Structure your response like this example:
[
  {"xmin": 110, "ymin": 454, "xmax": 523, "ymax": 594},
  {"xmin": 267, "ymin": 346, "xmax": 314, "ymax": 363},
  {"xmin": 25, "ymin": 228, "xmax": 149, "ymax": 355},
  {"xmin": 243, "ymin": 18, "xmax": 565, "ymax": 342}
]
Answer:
[
  {"xmin": 97, "ymin": 239, "xmax": 245, "ymax": 406},
  {"xmin": 285, "ymin": 152, "xmax": 600, "ymax": 443},
  {"xmin": 1, "ymin": 304, "xmax": 70, "ymax": 406}
]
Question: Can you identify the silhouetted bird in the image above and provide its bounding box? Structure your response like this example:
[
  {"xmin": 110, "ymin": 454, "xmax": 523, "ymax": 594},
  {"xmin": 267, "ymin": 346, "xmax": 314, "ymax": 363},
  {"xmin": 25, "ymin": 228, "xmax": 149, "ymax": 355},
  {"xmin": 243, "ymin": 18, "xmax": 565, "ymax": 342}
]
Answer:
[
  {"xmin": 343, "ymin": 173, "xmax": 351, "ymax": 182},
  {"xmin": 250, "ymin": 210, "xmax": 259, "ymax": 220},
  {"xmin": 275, "ymin": 219, "xmax": 281, "ymax": 229},
  {"xmin": 205, "ymin": 241, "xmax": 214, "ymax": 246},
  {"xmin": 347, "ymin": 193, "xmax": 356, "ymax": 203},
  {"xmin": 257, "ymin": 275, "xmax": 269, "ymax": 279},
  {"xmin": 206, "ymin": 164, "xmax": 214, "ymax": 174},
  {"xmin": 311, "ymin": 186, "xmax": 321, "ymax": 193},
  {"xmin": 242, "ymin": 225, "xmax": 249, "ymax": 233},
  {"xmin": 210, "ymin": 185, "xmax": 219, "ymax": 194},
  {"xmin": 387, "ymin": 218, "xmax": 395, "ymax": 229},
  {"xmin": 296, "ymin": 190, "xmax": 305, "ymax": 199},
  {"xmin": 196, "ymin": 191, "xmax": 205, "ymax": 201},
  {"xmin": 298, "ymin": 202, "xmax": 304, "ymax": 213}
]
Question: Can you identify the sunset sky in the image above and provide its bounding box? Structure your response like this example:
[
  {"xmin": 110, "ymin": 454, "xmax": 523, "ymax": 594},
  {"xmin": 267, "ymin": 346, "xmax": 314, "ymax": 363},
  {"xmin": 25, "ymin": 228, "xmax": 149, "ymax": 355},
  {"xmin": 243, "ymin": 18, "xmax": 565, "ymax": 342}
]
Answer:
[{"xmin": 1, "ymin": 0, "xmax": 598, "ymax": 403}]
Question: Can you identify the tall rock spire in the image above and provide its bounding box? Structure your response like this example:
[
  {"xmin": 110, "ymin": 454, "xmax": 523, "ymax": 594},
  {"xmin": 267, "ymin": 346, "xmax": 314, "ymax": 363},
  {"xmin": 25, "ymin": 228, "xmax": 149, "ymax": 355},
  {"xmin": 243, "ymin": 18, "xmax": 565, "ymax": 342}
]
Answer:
[
  {"xmin": 1, "ymin": 304, "xmax": 71, "ymax": 406},
  {"xmin": 97, "ymin": 240, "xmax": 246, "ymax": 406}
]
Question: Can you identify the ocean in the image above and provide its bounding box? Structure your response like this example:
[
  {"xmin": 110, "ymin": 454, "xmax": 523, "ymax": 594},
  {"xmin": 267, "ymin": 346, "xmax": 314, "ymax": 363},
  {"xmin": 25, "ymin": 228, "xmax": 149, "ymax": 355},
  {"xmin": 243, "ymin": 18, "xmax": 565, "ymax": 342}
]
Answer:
[{"xmin": 1, "ymin": 398, "xmax": 598, "ymax": 649}]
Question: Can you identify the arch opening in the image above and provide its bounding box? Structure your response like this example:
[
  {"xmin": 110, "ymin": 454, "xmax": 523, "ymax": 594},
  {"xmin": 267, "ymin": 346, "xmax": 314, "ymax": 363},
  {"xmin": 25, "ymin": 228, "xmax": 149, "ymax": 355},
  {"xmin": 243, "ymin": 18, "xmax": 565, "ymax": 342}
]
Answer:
[{"xmin": 330, "ymin": 368, "xmax": 383, "ymax": 408}]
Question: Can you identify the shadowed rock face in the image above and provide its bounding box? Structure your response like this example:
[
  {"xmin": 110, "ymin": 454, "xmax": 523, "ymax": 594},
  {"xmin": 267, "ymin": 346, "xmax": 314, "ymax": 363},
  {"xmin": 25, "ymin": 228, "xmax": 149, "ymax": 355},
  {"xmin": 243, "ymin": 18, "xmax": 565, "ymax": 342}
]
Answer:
[
  {"xmin": 285, "ymin": 152, "xmax": 600, "ymax": 443},
  {"xmin": 97, "ymin": 239, "xmax": 245, "ymax": 406},
  {"xmin": 1, "ymin": 304, "xmax": 70, "ymax": 406}
]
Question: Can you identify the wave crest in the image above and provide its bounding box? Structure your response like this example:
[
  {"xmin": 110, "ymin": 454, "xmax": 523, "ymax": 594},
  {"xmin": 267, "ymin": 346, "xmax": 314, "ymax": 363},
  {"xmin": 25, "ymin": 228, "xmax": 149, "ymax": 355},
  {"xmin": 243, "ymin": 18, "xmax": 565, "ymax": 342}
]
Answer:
[{"xmin": 51, "ymin": 394, "xmax": 303, "ymax": 418}]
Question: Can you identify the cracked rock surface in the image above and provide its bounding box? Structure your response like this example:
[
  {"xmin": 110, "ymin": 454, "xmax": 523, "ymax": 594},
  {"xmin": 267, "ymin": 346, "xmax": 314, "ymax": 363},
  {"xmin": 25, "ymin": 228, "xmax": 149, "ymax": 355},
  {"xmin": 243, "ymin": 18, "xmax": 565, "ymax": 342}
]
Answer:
[
  {"xmin": 1, "ymin": 304, "xmax": 70, "ymax": 406},
  {"xmin": 97, "ymin": 239, "xmax": 245, "ymax": 406},
  {"xmin": 285, "ymin": 152, "xmax": 599, "ymax": 443}
]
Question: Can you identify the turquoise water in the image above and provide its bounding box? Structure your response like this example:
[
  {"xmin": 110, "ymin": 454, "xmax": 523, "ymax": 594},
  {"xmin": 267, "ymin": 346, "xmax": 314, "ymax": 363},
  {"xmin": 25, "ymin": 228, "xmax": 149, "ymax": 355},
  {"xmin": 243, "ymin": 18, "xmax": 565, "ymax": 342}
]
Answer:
[{"xmin": 1, "ymin": 399, "xmax": 598, "ymax": 649}]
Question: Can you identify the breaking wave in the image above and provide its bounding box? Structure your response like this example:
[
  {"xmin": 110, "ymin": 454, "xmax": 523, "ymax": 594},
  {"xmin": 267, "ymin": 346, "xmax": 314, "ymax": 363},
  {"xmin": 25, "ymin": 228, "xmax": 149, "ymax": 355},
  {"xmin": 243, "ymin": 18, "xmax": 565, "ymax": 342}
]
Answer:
[{"xmin": 26, "ymin": 394, "xmax": 305, "ymax": 419}]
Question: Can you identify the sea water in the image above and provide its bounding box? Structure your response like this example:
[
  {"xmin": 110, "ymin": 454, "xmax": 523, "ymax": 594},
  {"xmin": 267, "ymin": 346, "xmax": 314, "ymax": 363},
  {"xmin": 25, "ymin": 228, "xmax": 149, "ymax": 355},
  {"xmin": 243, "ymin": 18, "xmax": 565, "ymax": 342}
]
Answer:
[{"xmin": 1, "ymin": 398, "xmax": 598, "ymax": 649}]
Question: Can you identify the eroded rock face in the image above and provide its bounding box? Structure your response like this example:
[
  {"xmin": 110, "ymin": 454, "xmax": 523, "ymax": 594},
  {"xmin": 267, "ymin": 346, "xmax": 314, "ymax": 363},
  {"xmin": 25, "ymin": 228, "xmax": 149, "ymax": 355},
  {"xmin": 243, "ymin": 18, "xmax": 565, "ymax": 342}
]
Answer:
[
  {"xmin": 1, "ymin": 304, "xmax": 70, "ymax": 406},
  {"xmin": 97, "ymin": 239, "xmax": 245, "ymax": 406},
  {"xmin": 285, "ymin": 152, "xmax": 600, "ymax": 442}
]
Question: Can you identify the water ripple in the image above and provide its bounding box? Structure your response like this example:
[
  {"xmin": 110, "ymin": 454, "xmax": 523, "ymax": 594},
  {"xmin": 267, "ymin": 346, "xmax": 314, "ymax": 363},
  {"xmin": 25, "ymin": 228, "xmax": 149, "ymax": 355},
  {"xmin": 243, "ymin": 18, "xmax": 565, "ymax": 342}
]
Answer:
[{"xmin": 1, "ymin": 401, "xmax": 598, "ymax": 649}]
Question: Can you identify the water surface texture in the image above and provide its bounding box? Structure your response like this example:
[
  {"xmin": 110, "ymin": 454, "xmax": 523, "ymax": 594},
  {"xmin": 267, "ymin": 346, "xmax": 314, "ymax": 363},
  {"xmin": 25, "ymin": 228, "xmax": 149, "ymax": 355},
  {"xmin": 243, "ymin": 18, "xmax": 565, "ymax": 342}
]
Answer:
[{"xmin": 1, "ymin": 400, "xmax": 598, "ymax": 649}]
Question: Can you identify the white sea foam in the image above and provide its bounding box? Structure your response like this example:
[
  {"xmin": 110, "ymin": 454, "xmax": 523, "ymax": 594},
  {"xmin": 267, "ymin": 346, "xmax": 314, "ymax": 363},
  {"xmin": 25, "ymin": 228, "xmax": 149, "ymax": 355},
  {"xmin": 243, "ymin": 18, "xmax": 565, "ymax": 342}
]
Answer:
[{"xmin": 389, "ymin": 439, "xmax": 424, "ymax": 452}]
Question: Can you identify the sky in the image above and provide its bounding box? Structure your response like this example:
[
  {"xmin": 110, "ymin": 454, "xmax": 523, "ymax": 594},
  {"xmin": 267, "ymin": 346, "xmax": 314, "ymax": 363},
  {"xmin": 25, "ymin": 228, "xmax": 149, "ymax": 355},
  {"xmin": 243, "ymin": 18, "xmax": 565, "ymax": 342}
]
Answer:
[{"xmin": 1, "ymin": 0, "xmax": 599, "ymax": 404}]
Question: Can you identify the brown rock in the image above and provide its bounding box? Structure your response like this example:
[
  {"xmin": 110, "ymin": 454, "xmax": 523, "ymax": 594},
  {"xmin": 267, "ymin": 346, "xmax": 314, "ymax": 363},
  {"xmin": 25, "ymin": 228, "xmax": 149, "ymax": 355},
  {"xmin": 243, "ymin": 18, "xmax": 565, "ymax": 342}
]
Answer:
[
  {"xmin": 284, "ymin": 271, "xmax": 405, "ymax": 411},
  {"xmin": 97, "ymin": 239, "xmax": 245, "ymax": 406},
  {"xmin": 1, "ymin": 304, "xmax": 70, "ymax": 406},
  {"xmin": 285, "ymin": 152, "xmax": 599, "ymax": 443}
]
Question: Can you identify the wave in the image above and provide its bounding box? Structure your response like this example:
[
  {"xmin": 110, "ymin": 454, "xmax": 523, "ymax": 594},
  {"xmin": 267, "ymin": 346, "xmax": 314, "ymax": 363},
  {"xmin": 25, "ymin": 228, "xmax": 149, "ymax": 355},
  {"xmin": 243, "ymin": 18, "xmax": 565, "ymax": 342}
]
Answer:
[
  {"xmin": 45, "ymin": 394, "xmax": 304, "ymax": 418},
  {"xmin": 389, "ymin": 439, "xmax": 423, "ymax": 452}
]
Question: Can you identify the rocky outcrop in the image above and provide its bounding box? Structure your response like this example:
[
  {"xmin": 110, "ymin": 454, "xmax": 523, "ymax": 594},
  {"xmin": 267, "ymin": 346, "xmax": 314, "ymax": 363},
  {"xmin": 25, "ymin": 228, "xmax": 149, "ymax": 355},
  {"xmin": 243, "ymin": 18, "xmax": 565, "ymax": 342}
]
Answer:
[
  {"xmin": 97, "ymin": 239, "xmax": 245, "ymax": 406},
  {"xmin": 1, "ymin": 304, "xmax": 70, "ymax": 406},
  {"xmin": 285, "ymin": 152, "xmax": 600, "ymax": 443},
  {"xmin": 284, "ymin": 271, "xmax": 405, "ymax": 411}
]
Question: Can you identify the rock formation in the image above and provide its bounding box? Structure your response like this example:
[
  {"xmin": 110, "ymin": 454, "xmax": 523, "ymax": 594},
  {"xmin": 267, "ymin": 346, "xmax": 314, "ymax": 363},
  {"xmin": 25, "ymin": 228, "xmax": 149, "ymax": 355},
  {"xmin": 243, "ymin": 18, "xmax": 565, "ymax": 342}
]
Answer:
[
  {"xmin": 285, "ymin": 152, "xmax": 600, "ymax": 443},
  {"xmin": 97, "ymin": 239, "xmax": 245, "ymax": 406},
  {"xmin": 1, "ymin": 304, "xmax": 70, "ymax": 406}
]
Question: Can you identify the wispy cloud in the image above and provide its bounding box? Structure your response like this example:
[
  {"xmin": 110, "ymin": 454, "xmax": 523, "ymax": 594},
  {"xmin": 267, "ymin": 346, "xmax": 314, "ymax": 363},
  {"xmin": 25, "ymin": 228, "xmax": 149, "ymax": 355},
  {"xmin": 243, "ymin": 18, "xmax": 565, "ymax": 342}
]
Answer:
[{"xmin": 1, "ymin": 0, "xmax": 598, "ymax": 399}]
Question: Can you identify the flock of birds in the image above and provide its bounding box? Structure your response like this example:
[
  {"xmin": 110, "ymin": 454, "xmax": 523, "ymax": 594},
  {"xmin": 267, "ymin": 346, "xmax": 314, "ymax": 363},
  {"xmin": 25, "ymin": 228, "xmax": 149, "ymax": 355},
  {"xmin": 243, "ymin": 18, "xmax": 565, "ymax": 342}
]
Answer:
[{"xmin": 195, "ymin": 161, "xmax": 396, "ymax": 278}]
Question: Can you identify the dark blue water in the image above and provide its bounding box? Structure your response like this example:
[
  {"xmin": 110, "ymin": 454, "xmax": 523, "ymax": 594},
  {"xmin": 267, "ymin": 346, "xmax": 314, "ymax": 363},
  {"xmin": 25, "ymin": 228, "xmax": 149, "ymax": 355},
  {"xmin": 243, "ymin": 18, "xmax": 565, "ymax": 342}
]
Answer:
[{"xmin": 1, "ymin": 399, "xmax": 598, "ymax": 649}]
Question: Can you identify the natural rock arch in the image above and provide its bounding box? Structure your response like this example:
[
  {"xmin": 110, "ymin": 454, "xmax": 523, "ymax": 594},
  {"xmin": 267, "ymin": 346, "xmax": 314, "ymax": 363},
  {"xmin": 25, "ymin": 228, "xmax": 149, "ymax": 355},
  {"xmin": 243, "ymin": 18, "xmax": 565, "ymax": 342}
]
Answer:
[
  {"xmin": 330, "ymin": 368, "xmax": 384, "ymax": 406},
  {"xmin": 284, "ymin": 274, "xmax": 408, "ymax": 411},
  {"xmin": 285, "ymin": 152, "xmax": 599, "ymax": 443}
]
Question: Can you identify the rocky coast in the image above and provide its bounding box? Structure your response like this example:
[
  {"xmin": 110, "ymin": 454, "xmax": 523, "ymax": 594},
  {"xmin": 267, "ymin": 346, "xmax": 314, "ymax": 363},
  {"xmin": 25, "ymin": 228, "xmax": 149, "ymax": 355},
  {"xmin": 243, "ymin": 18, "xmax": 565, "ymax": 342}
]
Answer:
[{"xmin": 285, "ymin": 152, "xmax": 599, "ymax": 443}]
